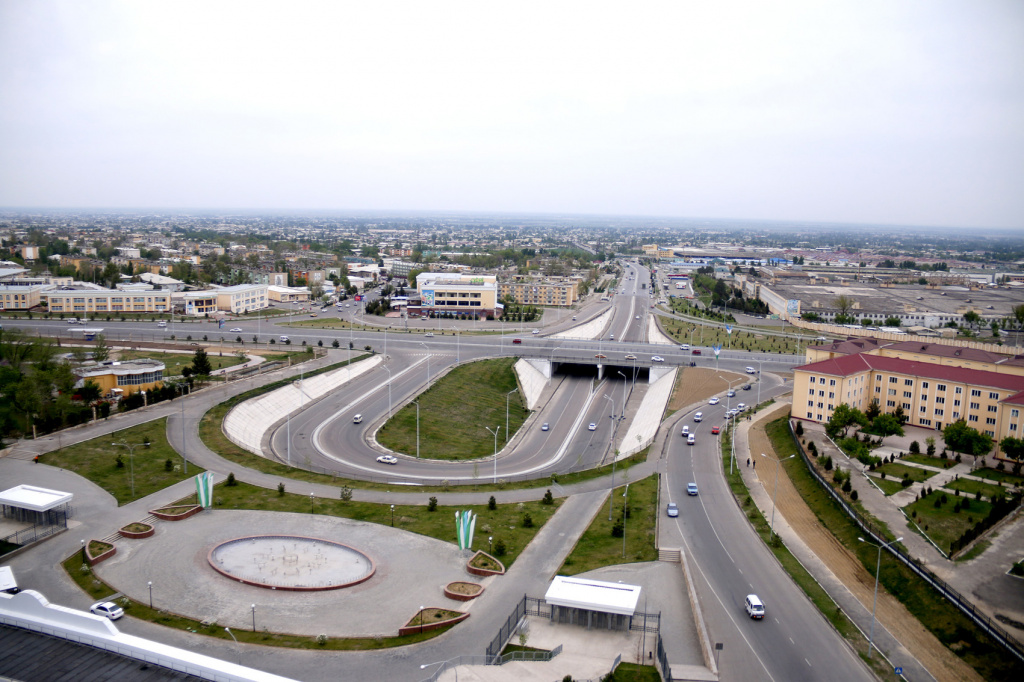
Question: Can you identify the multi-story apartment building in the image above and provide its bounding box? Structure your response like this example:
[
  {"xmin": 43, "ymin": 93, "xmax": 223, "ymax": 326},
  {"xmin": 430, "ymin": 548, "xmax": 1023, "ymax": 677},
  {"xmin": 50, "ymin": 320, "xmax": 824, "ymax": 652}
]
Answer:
[
  {"xmin": 791, "ymin": 350, "xmax": 1024, "ymax": 452},
  {"xmin": 46, "ymin": 288, "xmax": 172, "ymax": 314},
  {"xmin": 213, "ymin": 284, "xmax": 268, "ymax": 314},
  {"xmin": 498, "ymin": 278, "xmax": 579, "ymax": 307}
]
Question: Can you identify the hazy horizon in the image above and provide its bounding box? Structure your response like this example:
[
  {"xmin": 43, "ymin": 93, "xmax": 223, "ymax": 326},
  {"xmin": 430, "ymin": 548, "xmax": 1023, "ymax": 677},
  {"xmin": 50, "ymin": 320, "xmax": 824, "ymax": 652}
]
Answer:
[{"xmin": 2, "ymin": 1, "xmax": 1022, "ymax": 231}]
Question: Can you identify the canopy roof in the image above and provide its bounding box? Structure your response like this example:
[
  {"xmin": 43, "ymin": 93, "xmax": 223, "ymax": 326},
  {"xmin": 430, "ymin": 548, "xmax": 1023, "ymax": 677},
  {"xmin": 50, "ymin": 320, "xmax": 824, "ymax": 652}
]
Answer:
[
  {"xmin": 0, "ymin": 485, "xmax": 73, "ymax": 512},
  {"xmin": 544, "ymin": 576, "xmax": 641, "ymax": 616}
]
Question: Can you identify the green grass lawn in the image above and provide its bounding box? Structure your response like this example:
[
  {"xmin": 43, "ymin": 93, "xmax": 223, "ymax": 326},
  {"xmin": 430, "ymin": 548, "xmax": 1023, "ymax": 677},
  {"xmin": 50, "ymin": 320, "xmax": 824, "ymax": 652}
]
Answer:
[
  {"xmin": 377, "ymin": 357, "xmax": 529, "ymax": 461},
  {"xmin": 971, "ymin": 468, "xmax": 1024, "ymax": 487},
  {"xmin": 876, "ymin": 461, "xmax": 938, "ymax": 482},
  {"xmin": 659, "ymin": 307, "xmax": 804, "ymax": 355},
  {"xmin": 943, "ymin": 477, "xmax": 1005, "ymax": 501},
  {"xmin": 763, "ymin": 418, "xmax": 1020, "ymax": 681},
  {"xmin": 868, "ymin": 475, "xmax": 907, "ymax": 497},
  {"xmin": 211, "ymin": 481, "xmax": 559, "ymax": 568},
  {"xmin": 39, "ymin": 418, "xmax": 203, "ymax": 505},
  {"xmin": 604, "ymin": 663, "xmax": 662, "ymax": 682},
  {"xmin": 904, "ymin": 490, "xmax": 992, "ymax": 555},
  {"xmin": 559, "ymin": 474, "xmax": 659, "ymax": 575},
  {"xmin": 117, "ymin": 350, "xmax": 249, "ymax": 375},
  {"xmin": 901, "ymin": 453, "xmax": 955, "ymax": 470}
]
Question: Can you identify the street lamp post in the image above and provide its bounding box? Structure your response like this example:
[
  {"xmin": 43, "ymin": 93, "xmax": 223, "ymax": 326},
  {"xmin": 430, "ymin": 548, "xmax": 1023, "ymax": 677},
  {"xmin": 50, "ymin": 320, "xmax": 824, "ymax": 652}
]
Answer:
[
  {"xmin": 617, "ymin": 371, "xmax": 627, "ymax": 419},
  {"xmin": 725, "ymin": 377, "xmax": 745, "ymax": 474},
  {"xmin": 412, "ymin": 400, "xmax": 420, "ymax": 458},
  {"xmin": 419, "ymin": 605, "xmax": 425, "ymax": 634},
  {"xmin": 756, "ymin": 358, "xmax": 764, "ymax": 409},
  {"xmin": 760, "ymin": 453, "xmax": 796, "ymax": 540},
  {"xmin": 451, "ymin": 326, "xmax": 460, "ymax": 365},
  {"xmin": 224, "ymin": 627, "xmax": 241, "ymax": 665},
  {"xmin": 858, "ymin": 536, "xmax": 903, "ymax": 659},
  {"xmin": 621, "ymin": 484, "xmax": 629, "ymax": 557},
  {"xmin": 112, "ymin": 442, "xmax": 139, "ymax": 499},
  {"xmin": 384, "ymin": 365, "xmax": 393, "ymax": 420},
  {"xmin": 505, "ymin": 388, "xmax": 518, "ymax": 443},
  {"xmin": 147, "ymin": 581, "xmax": 152, "ymax": 609},
  {"xmin": 390, "ymin": 504, "xmax": 395, "ymax": 527},
  {"xmin": 310, "ymin": 492, "xmax": 315, "ymax": 514},
  {"xmin": 251, "ymin": 604, "xmax": 256, "ymax": 632},
  {"xmin": 420, "ymin": 660, "xmax": 458, "ymax": 682},
  {"xmin": 485, "ymin": 426, "xmax": 500, "ymax": 483},
  {"xmin": 603, "ymin": 395, "xmax": 617, "ymax": 521}
]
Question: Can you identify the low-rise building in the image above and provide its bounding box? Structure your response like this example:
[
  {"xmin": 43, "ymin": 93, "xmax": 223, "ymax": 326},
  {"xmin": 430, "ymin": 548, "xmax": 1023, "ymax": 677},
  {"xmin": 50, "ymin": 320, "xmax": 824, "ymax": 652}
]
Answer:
[
  {"xmin": 267, "ymin": 285, "xmax": 310, "ymax": 304},
  {"xmin": 214, "ymin": 284, "xmax": 268, "ymax": 314},
  {"xmin": 415, "ymin": 272, "xmax": 497, "ymax": 317},
  {"xmin": 46, "ymin": 288, "xmax": 172, "ymax": 315},
  {"xmin": 74, "ymin": 359, "xmax": 165, "ymax": 397},
  {"xmin": 0, "ymin": 283, "xmax": 49, "ymax": 310}
]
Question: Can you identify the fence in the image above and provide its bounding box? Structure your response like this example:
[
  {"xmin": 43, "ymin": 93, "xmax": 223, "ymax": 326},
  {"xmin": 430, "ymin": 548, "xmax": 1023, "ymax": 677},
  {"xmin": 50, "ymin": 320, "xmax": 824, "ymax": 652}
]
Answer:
[
  {"xmin": 789, "ymin": 421, "xmax": 1024, "ymax": 663},
  {"xmin": 656, "ymin": 631, "xmax": 672, "ymax": 682},
  {"xmin": 0, "ymin": 516, "xmax": 68, "ymax": 554},
  {"xmin": 523, "ymin": 595, "xmax": 660, "ymax": 633},
  {"xmin": 486, "ymin": 594, "xmax": 528, "ymax": 658}
]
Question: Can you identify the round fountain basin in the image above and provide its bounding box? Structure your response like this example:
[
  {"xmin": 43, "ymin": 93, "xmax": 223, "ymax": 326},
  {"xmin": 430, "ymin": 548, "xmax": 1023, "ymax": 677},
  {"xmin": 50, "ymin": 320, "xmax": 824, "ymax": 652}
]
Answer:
[{"xmin": 208, "ymin": 535, "xmax": 375, "ymax": 591}]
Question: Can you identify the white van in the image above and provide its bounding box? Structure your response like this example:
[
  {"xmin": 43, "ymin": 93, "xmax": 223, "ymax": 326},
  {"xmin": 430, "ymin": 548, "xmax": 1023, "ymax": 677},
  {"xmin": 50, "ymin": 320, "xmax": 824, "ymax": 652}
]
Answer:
[
  {"xmin": 745, "ymin": 366, "xmax": 757, "ymax": 374},
  {"xmin": 279, "ymin": 335, "xmax": 289, "ymax": 342},
  {"xmin": 693, "ymin": 412, "xmax": 703, "ymax": 422},
  {"xmin": 352, "ymin": 414, "xmax": 363, "ymax": 424},
  {"xmin": 745, "ymin": 594, "xmax": 765, "ymax": 619},
  {"xmin": 681, "ymin": 425, "xmax": 689, "ymax": 436},
  {"xmin": 687, "ymin": 433, "xmax": 696, "ymax": 446},
  {"xmin": 66, "ymin": 318, "xmax": 78, "ymax": 324},
  {"xmin": 0, "ymin": 566, "xmax": 19, "ymax": 594}
]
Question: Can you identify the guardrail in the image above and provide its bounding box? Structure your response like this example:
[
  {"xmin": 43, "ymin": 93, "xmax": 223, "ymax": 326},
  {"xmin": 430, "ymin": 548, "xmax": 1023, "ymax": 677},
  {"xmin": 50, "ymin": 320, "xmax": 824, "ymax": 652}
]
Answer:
[{"xmin": 788, "ymin": 421, "xmax": 1024, "ymax": 663}]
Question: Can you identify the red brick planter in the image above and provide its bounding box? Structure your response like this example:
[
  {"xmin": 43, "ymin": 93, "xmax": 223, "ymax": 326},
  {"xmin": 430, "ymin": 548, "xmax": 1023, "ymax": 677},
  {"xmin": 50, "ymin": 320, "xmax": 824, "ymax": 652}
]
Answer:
[
  {"xmin": 466, "ymin": 550, "xmax": 505, "ymax": 577},
  {"xmin": 119, "ymin": 522, "xmax": 155, "ymax": 539},
  {"xmin": 444, "ymin": 581, "xmax": 484, "ymax": 601},
  {"xmin": 150, "ymin": 504, "xmax": 202, "ymax": 521},
  {"xmin": 398, "ymin": 609, "xmax": 469, "ymax": 636},
  {"xmin": 85, "ymin": 540, "xmax": 116, "ymax": 566}
]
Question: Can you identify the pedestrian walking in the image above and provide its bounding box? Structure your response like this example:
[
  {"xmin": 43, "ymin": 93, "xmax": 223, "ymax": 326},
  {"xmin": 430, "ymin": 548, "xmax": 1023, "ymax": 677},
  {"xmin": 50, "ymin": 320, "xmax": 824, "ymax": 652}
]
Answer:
[{"xmin": 746, "ymin": 458, "xmax": 750, "ymax": 467}]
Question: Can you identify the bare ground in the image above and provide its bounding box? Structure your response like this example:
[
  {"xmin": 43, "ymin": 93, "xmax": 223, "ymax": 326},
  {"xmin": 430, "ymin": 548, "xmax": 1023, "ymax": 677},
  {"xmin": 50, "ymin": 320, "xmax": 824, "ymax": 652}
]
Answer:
[
  {"xmin": 666, "ymin": 368, "xmax": 744, "ymax": 415},
  {"xmin": 748, "ymin": 406, "xmax": 982, "ymax": 682}
]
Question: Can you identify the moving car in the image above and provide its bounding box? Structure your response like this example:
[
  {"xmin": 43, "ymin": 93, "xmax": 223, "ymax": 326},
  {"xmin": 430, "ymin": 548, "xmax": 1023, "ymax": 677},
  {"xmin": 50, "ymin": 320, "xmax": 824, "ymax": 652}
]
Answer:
[
  {"xmin": 635, "ymin": 315, "xmax": 640, "ymax": 320},
  {"xmin": 309, "ymin": 313, "xmax": 318, "ymax": 317},
  {"xmin": 691, "ymin": 349, "xmax": 701, "ymax": 355},
  {"xmin": 90, "ymin": 601, "xmax": 124, "ymax": 620},
  {"xmin": 157, "ymin": 321, "xmax": 168, "ymax": 328},
  {"xmin": 681, "ymin": 425, "xmax": 689, "ymax": 436},
  {"xmin": 279, "ymin": 336, "xmax": 289, "ymax": 342},
  {"xmin": 594, "ymin": 354, "xmax": 607, "ymax": 359},
  {"xmin": 679, "ymin": 344, "xmax": 690, "ymax": 350},
  {"xmin": 651, "ymin": 356, "xmax": 665, "ymax": 362},
  {"xmin": 512, "ymin": 338, "xmax": 522, "ymax": 344},
  {"xmin": 541, "ymin": 423, "xmax": 549, "ymax": 431},
  {"xmin": 727, "ymin": 390, "xmax": 736, "ymax": 398},
  {"xmin": 588, "ymin": 423, "xmax": 597, "ymax": 431},
  {"xmin": 708, "ymin": 397, "xmax": 719, "ymax": 405},
  {"xmin": 687, "ymin": 482, "xmax": 699, "ymax": 496},
  {"xmin": 666, "ymin": 503, "xmax": 679, "ymax": 518},
  {"xmin": 532, "ymin": 329, "xmax": 540, "ymax": 334},
  {"xmin": 572, "ymin": 316, "xmax": 577, "ymax": 320},
  {"xmin": 376, "ymin": 455, "xmax": 398, "ymax": 465},
  {"xmin": 745, "ymin": 594, "xmax": 765, "ymax": 619},
  {"xmin": 425, "ymin": 332, "xmax": 434, "ymax": 337},
  {"xmin": 736, "ymin": 403, "xmax": 746, "ymax": 411},
  {"xmin": 229, "ymin": 327, "xmax": 242, "ymax": 333},
  {"xmin": 624, "ymin": 354, "xmax": 637, "ymax": 360},
  {"xmin": 353, "ymin": 414, "xmax": 363, "ymax": 423},
  {"xmin": 693, "ymin": 412, "xmax": 702, "ymax": 422},
  {"xmin": 687, "ymin": 433, "xmax": 696, "ymax": 445},
  {"xmin": 745, "ymin": 366, "xmax": 757, "ymax": 374},
  {"xmin": 711, "ymin": 425, "xmax": 720, "ymax": 435},
  {"xmin": 743, "ymin": 384, "xmax": 752, "ymax": 391}
]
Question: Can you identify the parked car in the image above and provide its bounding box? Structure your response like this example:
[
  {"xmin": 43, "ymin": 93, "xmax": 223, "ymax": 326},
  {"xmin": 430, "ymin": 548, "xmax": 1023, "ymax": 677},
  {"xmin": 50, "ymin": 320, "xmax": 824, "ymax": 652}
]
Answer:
[
  {"xmin": 743, "ymin": 384, "xmax": 752, "ymax": 391},
  {"xmin": 90, "ymin": 601, "xmax": 124, "ymax": 620},
  {"xmin": 229, "ymin": 327, "xmax": 242, "ymax": 333},
  {"xmin": 376, "ymin": 455, "xmax": 398, "ymax": 465},
  {"xmin": 666, "ymin": 503, "xmax": 679, "ymax": 518},
  {"xmin": 588, "ymin": 423, "xmax": 597, "ymax": 431},
  {"xmin": 687, "ymin": 482, "xmax": 699, "ymax": 496}
]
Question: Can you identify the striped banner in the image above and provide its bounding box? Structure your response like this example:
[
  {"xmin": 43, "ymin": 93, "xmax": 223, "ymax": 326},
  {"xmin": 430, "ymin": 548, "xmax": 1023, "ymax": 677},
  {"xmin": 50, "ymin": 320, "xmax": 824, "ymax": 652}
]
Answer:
[
  {"xmin": 455, "ymin": 510, "xmax": 477, "ymax": 550},
  {"xmin": 196, "ymin": 472, "xmax": 214, "ymax": 508}
]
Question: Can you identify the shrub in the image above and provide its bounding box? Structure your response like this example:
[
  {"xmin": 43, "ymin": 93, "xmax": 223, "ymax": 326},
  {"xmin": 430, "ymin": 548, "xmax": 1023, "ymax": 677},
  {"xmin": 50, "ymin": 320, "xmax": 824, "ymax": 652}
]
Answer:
[
  {"xmin": 164, "ymin": 458, "xmax": 173, "ymax": 471},
  {"xmin": 851, "ymin": 489, "xmax": 859, "ymax": 501},
  {"xmin": 542, "ymin": 489, "xmax": 554, "ymax": 505},
  {"xmin": 823, "ymin": 456, "xmax": 833, "ymax": 471},
  {"xmin": 795, "ymin": 421, "xmax": 803, "ymax": 436},
  {"xmin": 494, "ymin": 538, "xmax": 507, "ymax": 556},
  {"xmin": 339, "ymin": 486, "xmax": 353, "ymax": 501},
  {"xmin": 909, "ymin": 440, "xmax": 920, "ymax": 454},
  {"xmin": 901, "ymin": 477, "xmax": 913, "ymax": 488},
  {"xmin": 332, "ymin": 339, "xmax": 340, "ymax": 348},
  {"xmin": 115, "ymin": 455, "xmax": 124, "ymax": 468},
  {"xmin": 611, "ymin": 518, "xmax": 624, "ymax": 538},
  {"xmin": 277, "ymin": 482, "xmax": 286, "ymax": 496},
  {"xmin": 522, "ymin": 513, "xmax": 534, "ymax": 528},
  {"xmin": 842, "ymin": 479, "xmax": 852, "ymax": 493},
  {"xmin": 427, "ymin": 496, "xmax": 438, "ymax": 512},
  {"xmin": 488, "ymin": 496, "xmax": 497, "ymax": 510}
]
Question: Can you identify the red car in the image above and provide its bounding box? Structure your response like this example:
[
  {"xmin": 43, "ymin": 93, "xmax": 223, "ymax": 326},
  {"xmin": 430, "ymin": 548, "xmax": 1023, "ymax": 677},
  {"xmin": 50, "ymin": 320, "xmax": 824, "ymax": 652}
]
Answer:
[
  {"xmin": 692, "ymin": 349, "xmax": 702, "ymax": 355},
  {"xmin": 512, "ymin": 338, "xmax": 522, "ymax": 344},
  {"xmin": 711, "ymin": 426, "xmax": 721, "ymax": 435}
]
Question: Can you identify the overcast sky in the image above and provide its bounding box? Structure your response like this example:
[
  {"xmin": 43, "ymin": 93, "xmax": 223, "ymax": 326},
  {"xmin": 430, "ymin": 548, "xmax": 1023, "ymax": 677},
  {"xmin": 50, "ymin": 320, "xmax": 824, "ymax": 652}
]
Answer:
[{"xmin": 1, "ymin": 1, "xmax": 1022, "ymax": 229}]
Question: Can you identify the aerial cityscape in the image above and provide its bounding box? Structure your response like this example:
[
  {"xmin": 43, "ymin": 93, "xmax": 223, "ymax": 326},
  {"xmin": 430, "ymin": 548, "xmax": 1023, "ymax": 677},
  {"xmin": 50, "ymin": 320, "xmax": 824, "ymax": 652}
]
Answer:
[{"xmin": 1, "ymin": 2, "xmax": 1023, "ymax": 682}]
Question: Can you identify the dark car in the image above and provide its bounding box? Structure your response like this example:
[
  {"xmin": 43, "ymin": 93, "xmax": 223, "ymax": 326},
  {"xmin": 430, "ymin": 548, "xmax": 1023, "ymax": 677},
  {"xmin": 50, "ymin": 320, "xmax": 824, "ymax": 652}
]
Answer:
[
  {"xmin": 512, "ymin": 338, "xmax": 522, "ymax": 344},
  {"xmin": 691, "ymin": 349, "xmax": 701, "ymax": 355},
  {"xmin": 743, "ymin": 384, "xmax": 752, "ymax": 390}
]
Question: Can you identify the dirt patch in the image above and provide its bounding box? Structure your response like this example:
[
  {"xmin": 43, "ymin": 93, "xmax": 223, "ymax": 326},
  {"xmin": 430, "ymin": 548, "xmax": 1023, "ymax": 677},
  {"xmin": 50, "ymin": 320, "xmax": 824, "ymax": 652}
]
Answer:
[
  {"xmin": 666, "ymin": 368, "xmax": 744, "ymax": 414},
  {"xmin": 748, "ymin": 410, "xmax": 982, "ymax": 682}
]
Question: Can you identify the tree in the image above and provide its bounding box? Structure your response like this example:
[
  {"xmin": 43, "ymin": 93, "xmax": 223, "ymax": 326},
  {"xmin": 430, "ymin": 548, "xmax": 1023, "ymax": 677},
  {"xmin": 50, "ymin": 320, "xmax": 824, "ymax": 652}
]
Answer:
[
  {"xmin": 963, "ymin": 310, "xmax": 981, "ymax": 331},
  {"xmin": 91, "ymin": 334, "xmax": 110, "ymax": 363},
  {"xmin": 865, "ymin": 400, "xmax": 881, "ymax": 421},
  {"xmin": 832, "ymin": 294, "xmax": 855, "ymax": 319},
  {"xmin": 825, "ymin": 404, "xmax": 867, "ymax": 440},
  {"xmin": 191, "ymin": 347, "xmax": 213, "ymax": 376},
  {"xmin": 871, "ymin": 413, "xmax": 904, "ymax": 437},
  {"xmin": 943, "ymin": 420, "xmax": 994, "ymax": 469},
  {"xmin": 999, "ymin": 436, "xmax": 1024, "ymax": 463}
]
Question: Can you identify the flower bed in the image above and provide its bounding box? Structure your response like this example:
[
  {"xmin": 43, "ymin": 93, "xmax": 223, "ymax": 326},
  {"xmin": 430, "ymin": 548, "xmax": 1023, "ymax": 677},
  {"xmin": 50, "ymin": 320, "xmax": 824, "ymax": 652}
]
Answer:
[
  {"xmin": 119, "ymin": 522, "xmax": 155, "ymax": 539},
  {"xmin": 398, "ymin": 608, "xmax": 469, "ymax": 636},
  {"xmin": 466, "ymin": 550, "xmax": 505, "ymax": 577},
  {"xmin": 85, "ymin": 540, "xmax": 116, "ymax": 566},
  {"xmin": 444, "ymin": 581, "xmax": 484, "ymax": 601},
  {"xmin": 150, "ymin": 504, "xmax": 202, "ymax": 521}
]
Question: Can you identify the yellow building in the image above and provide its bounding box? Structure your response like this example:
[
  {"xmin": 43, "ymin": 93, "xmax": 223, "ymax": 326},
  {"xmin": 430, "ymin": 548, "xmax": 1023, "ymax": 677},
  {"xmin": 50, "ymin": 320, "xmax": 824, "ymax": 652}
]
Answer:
[
  {"xmin": 498, "ymin": 279, "xmax": 579, "ymax": 307},
  {"xmin": 791, "ymin": 352, "xmax": 1024, "ymax": 444},
  {"xmin": 46, "ymin": 289, "xmax": 172, "ymax": 315},
  {"xmin": 415, "ymin": 273, "xmax": 497, "ymax": 316},
  {"xmin": 0, "ymin": 284, "xmax": 48, "ymax": 310},
  {"xmin": 74, "ymin": 359, "xmax": 165, "ymax": 397},
  {"xmin": 806, "ymin": 338, "xmax": 1024, "ymax": 378}
]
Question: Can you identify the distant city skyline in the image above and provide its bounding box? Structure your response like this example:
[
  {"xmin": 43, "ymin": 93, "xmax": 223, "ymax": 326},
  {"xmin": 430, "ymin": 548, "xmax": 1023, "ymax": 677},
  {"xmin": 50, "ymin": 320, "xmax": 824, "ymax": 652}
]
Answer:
[{"xmin": 2, "ymin": 1, "xmax": 1022, "ymax": 230}]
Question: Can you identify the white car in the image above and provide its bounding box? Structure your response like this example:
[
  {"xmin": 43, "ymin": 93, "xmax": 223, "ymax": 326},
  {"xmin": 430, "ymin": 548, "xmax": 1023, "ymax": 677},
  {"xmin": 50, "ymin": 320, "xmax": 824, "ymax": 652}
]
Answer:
[
  {"xmin": 532, "ymin": 330, "xmax": 540, "ymax": 335},
  {"xmin": 425, "ymin": 332, "xmax": 434, "ymax": 337},
  {"xmin": 376, "ymin": 455, "xmax": 398, "ymax": 465},
  {"xmin": 651, "ymin": 356, "xmax": 664, "ymax": 362},
  {"xmin": 541, "ymin": 423, "xmax": 549, "ymax": 431},
  {"xmin": 708, "ymin": 397, "xmax": 720, "ymax": 405},
  {"xmin": 680, "ymin": 344, "xmax": 690, "ymax": 350},
  {"xmin": 745, "ymin": 367, "xmax": 757, "ymax": 374},
  {"xmin": 90, "ymin": 601, "xmax": 124, "ymax": 620},
  {"xmin": 588, "ymin": 423, "xmax": 597, "ymax": 431},
  {"xmin": 229, "ymin": 327, "xmax": 243, "ymax": 333}
]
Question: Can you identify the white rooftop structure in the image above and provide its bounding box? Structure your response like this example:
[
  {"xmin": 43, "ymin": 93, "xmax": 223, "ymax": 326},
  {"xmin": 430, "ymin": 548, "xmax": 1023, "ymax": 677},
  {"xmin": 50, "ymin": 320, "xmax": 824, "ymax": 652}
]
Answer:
[
  {"xmin": 0, "ymin": 485, "xmax": 73, "ymax": 512},
  {"xmin": 544, "ymin": 576, "xmax": 641, "ymax": 616}
]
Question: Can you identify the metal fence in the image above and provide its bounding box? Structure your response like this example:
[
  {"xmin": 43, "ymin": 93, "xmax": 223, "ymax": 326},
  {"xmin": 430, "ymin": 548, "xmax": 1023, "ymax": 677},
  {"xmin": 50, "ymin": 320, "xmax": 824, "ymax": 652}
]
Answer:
[
  {"xmin": 523, "ymin": 596, "xmax": 660, "ymax": 633},
  {"xmin": 789, "ymin": 421, "xmax": 1024, "ymax": 663},
  {"xmin": 0, "ymin": 515, "xmax": 68, "ymax": 554},
  {"xmin": 418, "ymin": 647, "xmax": 564, "ymax": 682},
  {"xmin": 486, "ymin": 594, "xmax": 528, "ymax": 658},
  {"xmin": 656, "ymin": 631, "xmax": 672, "ymax": 682}
]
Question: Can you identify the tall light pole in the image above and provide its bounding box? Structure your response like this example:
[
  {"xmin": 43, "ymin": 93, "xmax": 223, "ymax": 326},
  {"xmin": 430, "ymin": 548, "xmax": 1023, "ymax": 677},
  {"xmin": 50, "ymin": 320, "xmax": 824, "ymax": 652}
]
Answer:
[
  {"xmin": 603, "ymin": 394, "xmax": 617, "ymax": 521},
  {"xmin": 451, "ymin": 326, "xmax": 460, "ymax": 364},
  {"xmin": 616, "ymin": 371, "xmax": 627, "ymax": 419},
  {"xmin": 419, "ymin": 342, "xmax": 431, "ymax": 385},
  {"xmin": 383, "ymin": 365, "xmax": 393, "ymax": 420},
  {"xmin": 147, "ymin": 581, "xmax": 153, "ymax": 609},
  {"xmin": 420, "ymin": 660, "xmax": 458, "ymax": 682},
  {"xmin": 112, "ymin": 441, "xmax": 139, "ymax": 499},
  {"xmin": 621, "ymin": 484, "xmax": 629, "ymax": 557},
  {"xmin": 858, "ymin": 536, "xmax": 902, "ymax": 659},
  {"xmin": 756, "ymin": 358, "xmax": 764, "ymax": 410},
  {"xmin": 485, "ymin": 426, "xmax": 500, "ymax": 483},
  {"xmin": 505, "ymin": 388, "xmax": 518, "ymax": 443},
  {"xmin": 726, "ymin": 377, "xmax": 745, "ymax": 474},
  {"xmin": 412, "ymin": 400, "xmax": 420, "ymax": 458},
  {"xmin": 251, "ymin": 604, "xmax": 256, "ymax": 632},
  {"xmin": 760, "ymin": 452, "xmax": 796, "ymax": 541}
]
